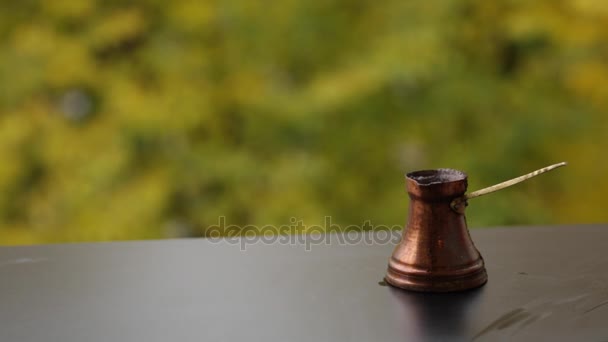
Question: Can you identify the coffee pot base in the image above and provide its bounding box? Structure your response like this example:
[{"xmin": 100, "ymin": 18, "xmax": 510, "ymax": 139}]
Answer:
[{"xmin": 385, "ymin": 263, "xmax": 487, "ymax": 293}]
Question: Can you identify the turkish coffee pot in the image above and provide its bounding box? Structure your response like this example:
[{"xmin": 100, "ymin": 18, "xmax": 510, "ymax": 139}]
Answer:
[{"xmin": 386, "ymin": 162, "xmax": 566, "ymax": 292}]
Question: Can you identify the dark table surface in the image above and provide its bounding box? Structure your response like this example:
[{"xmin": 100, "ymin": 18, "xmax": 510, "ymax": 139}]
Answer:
[{"xmin": 1, "ymin": 224, "xmax": 607, "ymax": 342}]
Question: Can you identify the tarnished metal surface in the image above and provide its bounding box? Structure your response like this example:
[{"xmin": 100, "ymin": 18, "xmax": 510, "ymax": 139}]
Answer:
[{"xmin": 386, "ymin": 169, "xmax": 487, "ymax": 292}]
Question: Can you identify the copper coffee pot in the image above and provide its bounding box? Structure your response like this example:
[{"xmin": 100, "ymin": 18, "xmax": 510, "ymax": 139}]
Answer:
[{"xmin": 386, "ymin": 162, "xmax": 567, "ymax": 292}]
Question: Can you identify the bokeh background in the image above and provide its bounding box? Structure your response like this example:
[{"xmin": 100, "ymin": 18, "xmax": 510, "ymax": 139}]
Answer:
[{"xmin": 0, "ymin": 0, "xmax": 606, "ymax": 245}]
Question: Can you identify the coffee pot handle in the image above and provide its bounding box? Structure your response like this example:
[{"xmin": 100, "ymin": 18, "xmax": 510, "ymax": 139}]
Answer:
[{"xmin": 450, "ymin": 162, "xmax": 567, "ymax": 214}]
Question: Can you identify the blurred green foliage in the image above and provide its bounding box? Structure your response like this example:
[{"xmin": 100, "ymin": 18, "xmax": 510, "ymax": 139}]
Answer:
[{"xmin": 0, "ymin": 0, "xmax": 607, "ymax": 245}]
